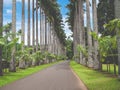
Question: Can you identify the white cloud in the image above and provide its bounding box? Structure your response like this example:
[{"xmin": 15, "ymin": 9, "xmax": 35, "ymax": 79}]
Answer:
[
  {"xmin": 62, "ymin": 15, "xmax": 72, "ymax": 38},
  {"xmin": 17, "ymin": 0, "xmax": 21, "ymax": 2},
  {"xmin": 6, "ymin": 9, "xmax": 12, "ymax": 14},
  {"xmin": 4, "ymin": 0, "xmax": 12, "ymax": 5}
]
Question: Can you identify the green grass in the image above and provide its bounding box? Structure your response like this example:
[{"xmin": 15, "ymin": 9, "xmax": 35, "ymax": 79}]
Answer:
[
  {"xmin": 102, "ymin": 64, "xmax": 118, "ymax": 74},
  {"xmin": 70, "ymin": 61, "xmax": 120, "ymax": 90},
  {"xmin": 0, "ymin": 61, "xmax": 62, "ymax": 87}
]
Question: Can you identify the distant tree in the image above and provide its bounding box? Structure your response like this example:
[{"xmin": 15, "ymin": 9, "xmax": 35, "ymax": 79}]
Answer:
[
  {"xmin": 66, "ymin": 37, "xmax": 73, "ymax": 59},
  {"xmin": 97, "ymin": 0, "xmax": 115, "ymax": 35}
]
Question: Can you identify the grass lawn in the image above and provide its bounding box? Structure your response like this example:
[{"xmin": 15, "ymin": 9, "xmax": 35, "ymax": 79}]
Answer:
[
  {"xmin": 70, "ymin": 61, "xmax": 120, "ymax": 90},
  {"xmin": 0, "ymin": 61, "xmax": 62, "ymax": 87}
]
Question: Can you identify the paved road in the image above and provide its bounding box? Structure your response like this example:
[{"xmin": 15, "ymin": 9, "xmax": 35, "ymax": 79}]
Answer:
[{"xmin": 0, "ymin": 61, "xmax": 87, "ymax": 90}]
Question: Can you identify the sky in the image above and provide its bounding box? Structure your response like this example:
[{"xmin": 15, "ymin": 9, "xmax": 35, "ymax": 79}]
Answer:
[
  {"xmin": 3, "ymin": 0, "xmax": 98, "ymax": 42},
  {"xmin": 3, "ymin": 0, "xmax": 72, "ymax": 42},
  {"xmin": 57, "ymin": 0, "xmax": 72, "ymax": 37}
]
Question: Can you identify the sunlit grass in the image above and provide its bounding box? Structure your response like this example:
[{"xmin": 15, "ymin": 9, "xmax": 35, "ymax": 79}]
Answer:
[
  {"xmin": 102, "ymin": 64, "xmax": 118, "ymax": 74},
  {"xmin": 70, "ymin": 61, "xmax": 120, "ymax": 90},
  {"xmin": 0, "ymin": 61, "xmax": 62, "ymax": 87}
]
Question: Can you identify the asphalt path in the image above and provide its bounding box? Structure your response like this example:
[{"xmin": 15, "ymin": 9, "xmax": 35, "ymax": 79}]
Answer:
[{"xmin": 0, "ymin": 61, "xmax": 87, "ymax": 90}]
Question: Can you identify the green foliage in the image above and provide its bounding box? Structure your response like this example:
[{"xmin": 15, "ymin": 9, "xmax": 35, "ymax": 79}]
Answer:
[
  {"xmin": 32, "ymin": 51, "xmax": 43, "ymax": 62},
  {"xmin": 39, "ymin": 0, "xmax": 66, "ymax": 45},
  {"xmin": 91, "ymin": 31, "xmax": 117, "ymax": 62},
  {"xmin": 97, "ymin": 0, "xmax": 115, "ymax": 35},
  {"xmin": 16, "ymin": 47, "xmax": 33, "ymax": 62},
  {"xmin": 104, "ymin": 19, "xmax": 120, "ymax": 33},
  {"xmin": 77, "ymin": 45, "xmax": 88, "ymax": 57},
  {"xmin": 0, "ymin": 24, "xmax": 19, "ymax": 62},
  {"xmin": 66, "ymin": 37, "xmax": 73, "ymax": 59},
  {"xmin": 46, "ymin": 53, "xmax": 55, "ymax": 60},
  {"xmin": 0, "ymin": 38, "xmax": 5, "ymax": 46},
  {"xmin": 56, "ymin": 55, "xmax": 67, "ymax": 60},
  {"xmin": 66, "ymin": 0, "xmax": 76, "ymax": 31}
]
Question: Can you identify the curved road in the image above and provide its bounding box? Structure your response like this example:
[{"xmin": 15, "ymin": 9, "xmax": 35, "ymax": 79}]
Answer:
[{"xmin": 0, "ymin": 61, "xmax": 87, "ymax": 90}]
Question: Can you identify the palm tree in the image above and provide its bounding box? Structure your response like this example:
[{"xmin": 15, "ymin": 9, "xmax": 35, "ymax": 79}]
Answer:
[
  {"xmin": 28, "ymin": 0, "xmax": 30, "ymax": 47},
  {"xmin": 19, "ymin": 0, "xmax": 25, "ymax": 69},
  {"xmin": 114, "ymin": 0, "xmax": 120, "ymax": 79},
  {"xmin": 78, "ymin": 0, "xmax": 85, "ymax": 64},
  {"xmin": 81, "ymin": 0, "xmax": 86, "ymax": 66},
  {"xmin": 32, "ymin": 0, "xmax": 35, "ymax": 52},
  {"xmin": 40, "ymin": 7, "xmax": 42, "ymax": 50},
  {"xmin": 86, "ymin": 0, "xmax": 93, "ymax": 68},
  {"xmin": 9, "ymin": 0, "xmax": 16, "ymax": 72},
  {"xmin": 92, "ymin": 0, "xmax": 100, "ymax": 70},
  {"xmin": 22, "ymin": 0, "xmax": 25, "ymax": 50},
  {"xmin": 45, "ymin": 15, "xmax": 47, "ymax": 51},
  {"xmin": 0, "ymin": 0, "xmax": 3, "ymax": 76},
  {"xmin": 73, "ymin": 2, "xmax": 78, "ymax": 62},
  {"xmin": 36, "ymin": 0, "xmax": 38, "ymax": 51},
  {"xmin": 39, "ymin": 0, "xmax": 66, "ymax": 55}
]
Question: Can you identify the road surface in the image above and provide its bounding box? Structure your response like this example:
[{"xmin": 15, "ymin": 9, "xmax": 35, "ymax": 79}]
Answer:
[{"xmin": 0, "ymin": 61, "xmax": 87, "ymax": 90}]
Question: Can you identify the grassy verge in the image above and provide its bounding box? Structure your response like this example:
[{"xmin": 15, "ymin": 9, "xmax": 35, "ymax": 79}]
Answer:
[
  {"xmin": 70, "ymin": 61, "xmax": 120, "ymax": 90},
  {"xmin": 0, "ymin": 61, "xmax": 62, "ymax": 87}
]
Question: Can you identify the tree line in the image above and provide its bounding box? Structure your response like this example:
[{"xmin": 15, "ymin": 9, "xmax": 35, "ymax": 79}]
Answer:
[
  {"xmin": 0, "ymin": 0, "xmax": 66, "ymax": 76},
  {"xmin": 66, "ymin": 0, "xmax": 120, "ymax": 79}
]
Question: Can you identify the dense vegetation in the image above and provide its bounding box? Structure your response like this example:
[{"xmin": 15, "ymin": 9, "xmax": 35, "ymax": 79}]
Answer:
[
  {"xmin": 0, "ymin": 0, "xmax": 66, "ymax": 76},
  {"xmin": 66, "ymin": 0, "xmax": 120, "ymax": 79}
]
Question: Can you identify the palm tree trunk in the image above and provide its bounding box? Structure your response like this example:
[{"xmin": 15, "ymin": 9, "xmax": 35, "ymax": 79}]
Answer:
[
  {"xmin": 36, "ymin": 0, "xmax": 38, "ymax": 51},
  {"xmin": 19, "ymin": 0, "xmax": 26, "ymax": 69},
  {"xmin": 39, "ymin": 7, "xmax": 41, "ymax": 50},
  {"xmin": 92, "ymin": 0, "xmax": 100, "ymax": 70},
  {"xmin": 9, "ymin": 0, "xmax": 16, "ymax": 72},
  {"xmin": 0, "ymin": 0, "xmax": 3, "ymax": 76},
  {"xmin": 21, "ymin": 0, "xmax": 25, "ymax": 50},
  {"xmin": 114, "ymin": 0, "xmax": 120, "ymax": 79},
  {"xmin": 86, "ymin": 0, "xmax": 93, "ymax": 68},
  {"xmin": 78, "ymin": 0, "xmax": 84, "ymax": 64},
  {"xmin": 73, "ymin": 2, "xmax": 78, "ymax": 62},
  {"xmin": 80, "ymin": 0, "xmax": 86, "ymax": 65},
  {"xmin": 28, "ymin": 0, "xmax": 30, "ymax": 47},
  {"xmin": 45, "ymin": 15, "xmax": 47, "ymax": 51},
  {"xmin": 32, "ymin": 0, "xmax": 35, "ymax": 52}
]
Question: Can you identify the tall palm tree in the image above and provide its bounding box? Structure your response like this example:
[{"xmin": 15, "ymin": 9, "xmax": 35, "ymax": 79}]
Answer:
[
  {"xmin": 73, "ymin": 2, "xmax": 78, "ymax": 62},
  {"xmin": 36, "ymin": 0, "xmax": 38, "ymax": 51},
  {"xmin": 78, "ymin": 0, "xmax": 84, "ymax": 64},
  {"xmin": 0, "ymin": 0, "xmax": 3, "ymax": 76},
  {"xmin": 40, "ymin": 7, "xmax": 42, "ymax": 50},
  {"xmin": 81, "ymin": 0, "xmax": 86, "ymax": 65},
  {"xmin": 92, "ymin": 0, "xmax": 100, "ymax": 70},
  {"xmin": 86, "ymin": 0, "xmax": 93, "ymax": 68},
  {"xmin": 9, "ymin": 0, "xmax": 16, "ymax": 72},
  {"xmin": 39, "ymin": 0, "xmax": 66, "ymax": 55},
  {"xmin": 22, "ymin": 0, "xmax": 25, "ymax": 50},
  {"xmin": 32, "ymin": 0, "xmax": 35, "ymax": 52},
  {"xmin": 28, "ymin": 0, "xmax": 30, "ymax": 47},
  {"xmin": 19, "ymin": 0, "xmax": 25, "ymax": 69},
  {"xmin": 114, "ymin": 0, "xmax": 120, "ymax": 79},
  {"xmin": 45, "ymin": 15, "xmax": 47, "ymax": 51}
]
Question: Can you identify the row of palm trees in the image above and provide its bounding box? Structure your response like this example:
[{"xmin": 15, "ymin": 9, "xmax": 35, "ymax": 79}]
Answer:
[
  {"xmin": 67, "ymin": 0, "xmax": 100, "ymax": 69},
  {"xmin": 0, "ymin": 0, "xmax": 66, "ymax": 76},
  {"xmin": 67, "ymin": 0, "xmax": 120, "ymax": 78}
]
